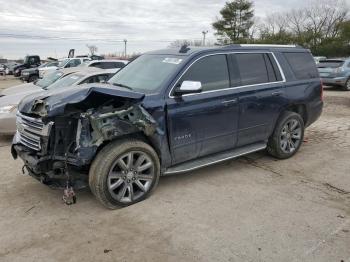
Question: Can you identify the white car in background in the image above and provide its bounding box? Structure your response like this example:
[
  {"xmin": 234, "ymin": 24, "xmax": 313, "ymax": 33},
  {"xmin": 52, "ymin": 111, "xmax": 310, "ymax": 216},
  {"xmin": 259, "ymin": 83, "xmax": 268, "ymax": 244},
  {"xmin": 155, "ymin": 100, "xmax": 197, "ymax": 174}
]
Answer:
[
  {"xmin": 0, "ymin": 68, "xmax": 112, "ymax": 134},
  {"xmin": 38, "ymin": 57, "xmax": 91, "ymax": 78}
]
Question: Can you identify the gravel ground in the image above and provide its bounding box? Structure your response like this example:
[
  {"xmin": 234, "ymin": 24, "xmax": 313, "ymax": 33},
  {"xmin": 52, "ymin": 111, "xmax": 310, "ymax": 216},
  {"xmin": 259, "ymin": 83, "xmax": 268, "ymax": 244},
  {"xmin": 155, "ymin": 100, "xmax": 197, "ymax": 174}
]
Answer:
[{"xmin": 0, "ymin": 78, "xmax": 349, "ymax": 262}]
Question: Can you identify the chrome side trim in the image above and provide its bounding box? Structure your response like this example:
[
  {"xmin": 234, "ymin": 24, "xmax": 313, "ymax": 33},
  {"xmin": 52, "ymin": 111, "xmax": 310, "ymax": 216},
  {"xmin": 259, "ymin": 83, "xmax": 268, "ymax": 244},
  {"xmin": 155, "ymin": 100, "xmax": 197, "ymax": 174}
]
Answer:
[
  {"xmin": 168, "ymin": 51, "xmax": 286, "ymax": 99},
  {"xmin": 164, "ymin": 145, "xmax": 266, "ymax": 175}
]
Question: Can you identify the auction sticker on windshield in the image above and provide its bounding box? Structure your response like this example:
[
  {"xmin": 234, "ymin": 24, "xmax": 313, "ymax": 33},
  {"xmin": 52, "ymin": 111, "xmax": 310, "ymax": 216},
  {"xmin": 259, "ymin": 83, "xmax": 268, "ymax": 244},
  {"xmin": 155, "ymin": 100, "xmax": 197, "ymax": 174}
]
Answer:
[{"xmin": 162, "ymin": 58, "xmax": 183, "ymax": 64}]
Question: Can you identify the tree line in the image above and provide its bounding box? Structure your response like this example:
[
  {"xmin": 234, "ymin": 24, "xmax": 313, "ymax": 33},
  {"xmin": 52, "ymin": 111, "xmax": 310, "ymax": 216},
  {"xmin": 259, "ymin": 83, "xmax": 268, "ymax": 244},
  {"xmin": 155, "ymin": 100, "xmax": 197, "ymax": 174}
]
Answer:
[{"xmin": 212, "ymin": 0, "xmax": 350, "ymax": 57}]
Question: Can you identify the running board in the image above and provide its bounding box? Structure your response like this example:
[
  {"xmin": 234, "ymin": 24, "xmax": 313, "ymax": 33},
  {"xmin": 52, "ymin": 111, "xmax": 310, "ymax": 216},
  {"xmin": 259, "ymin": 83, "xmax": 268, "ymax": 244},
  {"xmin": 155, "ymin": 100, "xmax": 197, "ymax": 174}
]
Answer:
[{"xmin": 164, "ymin": 142, "xmax": 267, "ymax": 175}]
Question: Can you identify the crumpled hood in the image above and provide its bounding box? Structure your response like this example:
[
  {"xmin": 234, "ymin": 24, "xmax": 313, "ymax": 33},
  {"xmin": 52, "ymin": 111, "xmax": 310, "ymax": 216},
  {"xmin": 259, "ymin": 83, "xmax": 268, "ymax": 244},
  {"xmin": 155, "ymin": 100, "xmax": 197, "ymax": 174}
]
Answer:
[
  {"xmin": 18, "ymin": 83, "xmax": 145, "ymax": 117},
  {"xmin": 1, "ymin": 82, "xmax": 41, "ymax": 96}
]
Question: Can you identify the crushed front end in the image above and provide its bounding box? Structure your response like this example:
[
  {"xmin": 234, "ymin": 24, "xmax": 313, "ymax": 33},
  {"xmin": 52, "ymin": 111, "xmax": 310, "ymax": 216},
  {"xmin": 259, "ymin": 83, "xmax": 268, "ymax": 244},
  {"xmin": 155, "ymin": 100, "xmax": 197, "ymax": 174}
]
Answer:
[{"xmin": 11, "ymin": 84, "xmax": 157, "ymax": 190}]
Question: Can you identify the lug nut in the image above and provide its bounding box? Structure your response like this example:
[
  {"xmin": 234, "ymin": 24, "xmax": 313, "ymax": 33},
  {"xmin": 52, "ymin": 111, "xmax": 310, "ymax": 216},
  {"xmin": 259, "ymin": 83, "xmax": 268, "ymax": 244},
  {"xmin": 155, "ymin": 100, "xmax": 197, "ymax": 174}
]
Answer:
[
  {"xmin": 132, "ymin": 177, "xmax": 136, "ymax": 181},
  {"xmin": 127, "ymin": 179, "xmax": 130, "ymax": 183},
  {"xmin": 123, "ymin": 176, "xmax": 126, "ymax": 180}
]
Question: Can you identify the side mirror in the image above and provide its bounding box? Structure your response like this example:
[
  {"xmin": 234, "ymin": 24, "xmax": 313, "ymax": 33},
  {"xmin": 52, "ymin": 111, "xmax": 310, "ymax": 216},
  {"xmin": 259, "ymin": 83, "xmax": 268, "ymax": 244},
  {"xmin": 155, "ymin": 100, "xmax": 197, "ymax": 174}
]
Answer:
[{"xmin": 175, "ymin": 81, "xmax": 202, "ymax": 96}]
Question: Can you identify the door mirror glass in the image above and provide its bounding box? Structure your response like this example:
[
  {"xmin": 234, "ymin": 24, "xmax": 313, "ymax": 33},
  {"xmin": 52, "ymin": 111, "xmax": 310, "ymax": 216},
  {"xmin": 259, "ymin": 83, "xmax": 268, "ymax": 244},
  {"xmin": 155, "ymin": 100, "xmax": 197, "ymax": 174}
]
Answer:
[{"xmin": 176, "ymin": 81, "xmax": 202, "ymax": 95}]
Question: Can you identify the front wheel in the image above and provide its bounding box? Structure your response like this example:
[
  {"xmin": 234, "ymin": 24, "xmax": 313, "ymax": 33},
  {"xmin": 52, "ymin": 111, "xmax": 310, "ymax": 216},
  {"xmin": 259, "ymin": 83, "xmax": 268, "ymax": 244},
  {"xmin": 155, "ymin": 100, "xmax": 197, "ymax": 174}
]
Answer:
[
  {"xmin": 267, "ymin": 111, "xmax": 304, "ymax": 159},
  {"xmin": 89, "ymin": 139, "xmax": 160, "ymax": 209}
]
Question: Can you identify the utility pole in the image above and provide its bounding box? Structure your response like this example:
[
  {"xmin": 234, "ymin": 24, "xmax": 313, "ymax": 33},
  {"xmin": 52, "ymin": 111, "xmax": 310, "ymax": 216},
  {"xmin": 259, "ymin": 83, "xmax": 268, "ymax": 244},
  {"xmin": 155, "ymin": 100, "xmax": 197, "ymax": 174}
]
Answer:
[
  {"xmin": 123, "ymin": 39, "xmax": 127, "ymax": 58},
  {"xmin": 202, "ymin": 30, "xmax": 208, "ymax": 46}
]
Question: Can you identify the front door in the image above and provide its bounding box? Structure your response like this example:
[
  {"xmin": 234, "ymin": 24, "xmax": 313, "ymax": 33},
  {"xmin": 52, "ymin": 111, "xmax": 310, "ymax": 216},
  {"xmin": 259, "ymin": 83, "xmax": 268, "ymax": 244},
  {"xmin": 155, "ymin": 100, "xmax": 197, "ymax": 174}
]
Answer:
[{"xmin": 166, "ymin": 54, "xmax": 240, "ymax": 165}]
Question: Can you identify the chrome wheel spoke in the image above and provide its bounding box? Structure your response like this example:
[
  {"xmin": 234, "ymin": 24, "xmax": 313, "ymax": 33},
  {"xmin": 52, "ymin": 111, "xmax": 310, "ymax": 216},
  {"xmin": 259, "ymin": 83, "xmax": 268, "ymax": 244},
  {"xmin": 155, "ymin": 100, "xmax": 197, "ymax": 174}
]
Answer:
[
  {"xmin": 137, "ymin": 162, "xmax": 152, "ymax": 172},
  {"xmin": 117, "ymin": 158, "xmax": 128, "ymax": 172},
  {"xmin": 118, "ymin": 183, "xmax": 128, "ymax": 200},
  {"xmin": 128, "ymin": 184, "xmax": 134, "ymax": 201},
  {"xmin": 135, "ymin": 180, "xmax": 147, "ymax": 192},
  {"xmin": 135, "ymin": 154, "xmax": 146, "ymax": 169},
  {"xmin": 281, "ymin": 140, "xmax": 288, "ymax": 150},
  {"xmin": 137, "ymin": 174, "xmax": 153, "ymax": 181},
  {"xmin": 126, "ymin": 153, "xmax": 134, "ymax": 169},
  {"xmin": 109, "ymin": 179, "xmax": 124, "ymax": 191}
]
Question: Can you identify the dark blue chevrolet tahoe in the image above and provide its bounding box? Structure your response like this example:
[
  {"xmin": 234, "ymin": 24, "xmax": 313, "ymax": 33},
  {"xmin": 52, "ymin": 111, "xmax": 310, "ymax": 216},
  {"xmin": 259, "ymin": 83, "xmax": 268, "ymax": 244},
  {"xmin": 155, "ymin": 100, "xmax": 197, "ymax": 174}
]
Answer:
[{"xmin": 12, "ymin": 44, "xmax": 323, "ymax": 208}]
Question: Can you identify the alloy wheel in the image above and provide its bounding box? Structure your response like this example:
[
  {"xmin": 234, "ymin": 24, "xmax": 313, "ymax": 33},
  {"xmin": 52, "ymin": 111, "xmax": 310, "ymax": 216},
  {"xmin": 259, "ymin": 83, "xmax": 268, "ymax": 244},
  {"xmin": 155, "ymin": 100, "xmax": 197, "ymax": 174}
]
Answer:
[
  {"xmin": 107, "ymin": 151, "xmax": 155, "ymax": 203},
  {"xmin": 279, "ymin": 119, "xmax": 302, "ymax": 154}
]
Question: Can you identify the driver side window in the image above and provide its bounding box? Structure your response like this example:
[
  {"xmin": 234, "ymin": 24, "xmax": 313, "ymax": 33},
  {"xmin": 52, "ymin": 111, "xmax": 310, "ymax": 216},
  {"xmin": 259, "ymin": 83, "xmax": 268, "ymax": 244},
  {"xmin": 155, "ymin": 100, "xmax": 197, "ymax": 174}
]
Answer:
[{"xmin": 179, "ymin": 55, "xmax": 230, "ymax": 92}]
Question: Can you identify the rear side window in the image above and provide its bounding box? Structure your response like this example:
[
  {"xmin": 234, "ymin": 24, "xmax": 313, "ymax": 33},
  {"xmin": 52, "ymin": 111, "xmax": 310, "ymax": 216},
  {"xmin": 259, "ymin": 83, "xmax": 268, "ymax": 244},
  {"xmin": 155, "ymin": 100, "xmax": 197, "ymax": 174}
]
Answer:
[
  {"xmin": 235, "ymin": 53, "xmax": 269, "ymax": 85},
  {"xmin": 284, "ymin": 52, "xmax": 318, "ymax": 80},
  {"xmin": 179, "ymin": 55, "xmax": 230, "ymax": 92},
  {"xmin": 114, "ymin": 62, "xmax": 126, "ymax": 68}
]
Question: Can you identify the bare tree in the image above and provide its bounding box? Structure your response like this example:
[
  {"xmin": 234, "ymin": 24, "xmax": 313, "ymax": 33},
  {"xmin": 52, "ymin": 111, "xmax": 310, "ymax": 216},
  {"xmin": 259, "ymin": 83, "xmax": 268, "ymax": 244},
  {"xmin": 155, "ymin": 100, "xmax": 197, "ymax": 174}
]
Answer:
[
  {"xmin": 168, "ymin": 39, "xmax": 203, "ymax": 48},
  {"xmin": 86, "ymin": 44, "xmax": 98, "ymax": 55}
]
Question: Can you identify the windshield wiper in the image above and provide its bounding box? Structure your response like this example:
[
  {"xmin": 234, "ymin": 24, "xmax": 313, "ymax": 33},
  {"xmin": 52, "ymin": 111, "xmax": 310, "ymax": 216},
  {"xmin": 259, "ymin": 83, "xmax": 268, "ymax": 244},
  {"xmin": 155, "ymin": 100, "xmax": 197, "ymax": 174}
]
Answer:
[{"xmin": 111, "ymin": 82, "xmax": 133, "ymax": 90}]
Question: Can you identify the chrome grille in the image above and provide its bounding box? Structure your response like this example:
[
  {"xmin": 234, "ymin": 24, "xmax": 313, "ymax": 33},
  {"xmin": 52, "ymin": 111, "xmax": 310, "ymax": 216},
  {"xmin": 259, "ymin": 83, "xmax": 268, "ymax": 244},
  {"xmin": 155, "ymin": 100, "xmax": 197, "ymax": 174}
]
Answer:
[{"xmin": 16, "ymin": 113, "xmax": 53, "ymax": 151}]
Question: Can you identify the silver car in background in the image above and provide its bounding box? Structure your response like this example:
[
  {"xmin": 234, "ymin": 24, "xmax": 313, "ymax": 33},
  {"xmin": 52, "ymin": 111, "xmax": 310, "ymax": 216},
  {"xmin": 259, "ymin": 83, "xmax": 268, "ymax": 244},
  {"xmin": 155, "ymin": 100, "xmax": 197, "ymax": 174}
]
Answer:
[
  {"xmin": 0, "ymin": 68, "xmax": 112, "ymax": 134},
  {"xmin": 318, "ymin": 58, "xmax": 350, "ymax": 91}
]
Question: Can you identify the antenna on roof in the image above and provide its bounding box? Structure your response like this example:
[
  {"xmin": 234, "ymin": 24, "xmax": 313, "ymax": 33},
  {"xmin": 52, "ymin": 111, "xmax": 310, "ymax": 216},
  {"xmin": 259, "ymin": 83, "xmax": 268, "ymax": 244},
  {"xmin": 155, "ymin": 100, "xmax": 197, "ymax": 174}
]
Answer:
[{"xmin": 179, "ymin": 44, "xmax": 190, "ymax": 53}]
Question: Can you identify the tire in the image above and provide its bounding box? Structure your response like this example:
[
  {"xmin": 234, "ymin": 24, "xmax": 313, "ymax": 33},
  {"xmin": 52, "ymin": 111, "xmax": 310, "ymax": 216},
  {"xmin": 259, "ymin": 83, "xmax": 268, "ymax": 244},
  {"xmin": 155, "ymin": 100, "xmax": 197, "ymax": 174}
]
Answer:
[
  {"xmin": 267, "ymin": 111, "xmax": 305, "ymax": 159},
  {"xmin": 28, "ymin": 75, "xmax": 38, "ymax": 83},
  {"xmin": 341, "ymin": 78, "xmax": 350, "ymax": 91},
  {"xmin": 89, "ymin": 138, "xmax": 160, "ymax": 209}
]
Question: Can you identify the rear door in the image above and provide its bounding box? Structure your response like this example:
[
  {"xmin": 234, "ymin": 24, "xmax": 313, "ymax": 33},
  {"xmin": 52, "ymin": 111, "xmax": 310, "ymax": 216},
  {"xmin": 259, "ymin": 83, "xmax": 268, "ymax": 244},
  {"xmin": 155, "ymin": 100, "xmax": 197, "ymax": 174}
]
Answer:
[
  {"xmin": 231, "ymin": 52, "xmax": 286, "ymax": 146},
  {"xmin": 166, "ymin": 54, "xmax": 240, "ymax": 164}
]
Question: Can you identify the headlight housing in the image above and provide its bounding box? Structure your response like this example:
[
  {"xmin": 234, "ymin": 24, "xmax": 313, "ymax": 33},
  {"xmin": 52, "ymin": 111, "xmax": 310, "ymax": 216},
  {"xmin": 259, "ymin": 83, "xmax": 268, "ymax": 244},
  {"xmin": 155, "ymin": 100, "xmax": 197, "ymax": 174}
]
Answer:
[{"xmin": 0, "ymin": 105, "xmax": 17, "ymax": 114}]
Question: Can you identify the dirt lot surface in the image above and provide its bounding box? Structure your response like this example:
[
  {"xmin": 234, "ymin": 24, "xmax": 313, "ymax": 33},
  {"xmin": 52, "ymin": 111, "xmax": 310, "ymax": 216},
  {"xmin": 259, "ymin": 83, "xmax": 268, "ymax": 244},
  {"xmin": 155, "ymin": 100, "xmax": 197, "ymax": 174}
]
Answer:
[{"xmin": 0, "ymin": 77, "xmax": 349, "ymax": 262}]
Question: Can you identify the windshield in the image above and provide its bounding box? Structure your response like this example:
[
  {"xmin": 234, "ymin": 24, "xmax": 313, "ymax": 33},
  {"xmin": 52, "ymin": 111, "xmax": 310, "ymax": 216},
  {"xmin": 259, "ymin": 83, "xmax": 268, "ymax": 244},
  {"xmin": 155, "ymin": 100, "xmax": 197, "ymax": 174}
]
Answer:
[
  {"xmin": 36, "ymin": 71, "xmax": 64, "ymax": 88},
  {"xmin": 317, "ymin": 60, "xmax": 344, "ymax": 68},
  {"xmin": 108, "ymin": 54, "xmax": 184, "ymax": 93},
  {"xmin": 46, "ymin": 73, "xmax": 84, "ymax": 90},
  {"xmin": 58, "ymin": 59, "xmax": 69, "ymax": 68}
]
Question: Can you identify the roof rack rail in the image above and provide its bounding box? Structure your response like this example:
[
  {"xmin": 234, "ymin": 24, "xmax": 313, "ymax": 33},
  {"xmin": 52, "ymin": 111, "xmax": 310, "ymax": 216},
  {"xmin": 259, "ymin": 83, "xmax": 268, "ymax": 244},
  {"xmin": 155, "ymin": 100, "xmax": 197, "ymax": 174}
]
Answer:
[{"xmin": 239, "ymin": 44, "xmax": 298, "ymax": 48}]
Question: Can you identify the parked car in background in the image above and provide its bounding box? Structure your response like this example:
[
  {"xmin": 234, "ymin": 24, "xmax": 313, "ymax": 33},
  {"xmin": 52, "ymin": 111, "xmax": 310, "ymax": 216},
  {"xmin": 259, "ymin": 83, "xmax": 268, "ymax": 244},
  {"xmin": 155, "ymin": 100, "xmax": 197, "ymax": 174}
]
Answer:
[
  {"xmin": 317, "ymin": 58, "xmax": 350, "ymax": 91},
  {"xmin": 20, "ymin": 61, "xmax": 59, "ymax": 83},
  {"xmin": 11, "ymin": 44, "xmax": 323, "ymax": 208},
  {"xmin": 80, "ymin": 59, "xmax": 129, "ymax": 73},
  {"xmin": 314, "ymin": 56, "xmax": 327, "ymax": 64},
  {"xmin": 5, "ymin": 62, "xmax": 20, "ymax": 75},
  {"xmin": 13, "ymin": 55, "xmax": 41, "ymax": 77},
  {"xmin": 0, "ymin": 67, "xmax": 110, "ymax": 134},
  {"xmin": 38, "ymin": 57, "xmax": 91, "ymax": 78},
  {"xmin": 0, "ymin": 64, "xmax": 8, "ymax": 75}
]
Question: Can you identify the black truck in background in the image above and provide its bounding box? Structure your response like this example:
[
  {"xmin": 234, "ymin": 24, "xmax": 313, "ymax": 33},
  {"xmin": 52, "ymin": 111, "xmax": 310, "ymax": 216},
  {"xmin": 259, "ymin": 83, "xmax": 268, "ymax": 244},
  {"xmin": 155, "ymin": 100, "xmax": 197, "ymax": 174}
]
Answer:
[{"xmin": 13, "ymin": 55, "xmax": 41, "ymax": 77}]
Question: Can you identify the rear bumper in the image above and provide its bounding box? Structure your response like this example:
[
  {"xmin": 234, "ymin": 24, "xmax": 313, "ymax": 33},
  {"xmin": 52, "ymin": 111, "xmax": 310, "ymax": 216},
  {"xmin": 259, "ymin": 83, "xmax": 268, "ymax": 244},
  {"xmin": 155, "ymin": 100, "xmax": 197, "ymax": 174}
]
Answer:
[
  {"xmin": 0, "ymin": 112, "xmax": 16, "ymax": 134},
  {"xmin": 321, "ymin": 77, "xmax": 347, "ymax": 86},
  {"xmin": 306, "ymin": 100, "xmax": 323, "ymax": 127}
]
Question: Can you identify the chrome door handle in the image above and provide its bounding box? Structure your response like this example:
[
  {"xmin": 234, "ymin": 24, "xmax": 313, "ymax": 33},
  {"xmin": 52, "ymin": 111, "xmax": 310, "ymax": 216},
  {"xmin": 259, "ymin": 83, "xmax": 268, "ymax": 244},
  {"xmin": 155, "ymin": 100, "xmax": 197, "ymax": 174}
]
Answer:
[
  {"xmin": 272, "ymin": 91, "xmax": 284, "ymax": 96},
  {"xmin": 222, "ymin": 98, "xmax": 238, "ymax": 105}
]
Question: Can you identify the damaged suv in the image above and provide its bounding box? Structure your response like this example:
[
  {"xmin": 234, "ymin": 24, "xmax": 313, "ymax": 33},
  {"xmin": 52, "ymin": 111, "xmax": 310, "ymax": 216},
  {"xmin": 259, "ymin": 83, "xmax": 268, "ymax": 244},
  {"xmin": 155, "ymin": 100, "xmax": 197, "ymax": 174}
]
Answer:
[{"xmin": 12, "ymin": 45, "xmax": 323, "ymax": 208}]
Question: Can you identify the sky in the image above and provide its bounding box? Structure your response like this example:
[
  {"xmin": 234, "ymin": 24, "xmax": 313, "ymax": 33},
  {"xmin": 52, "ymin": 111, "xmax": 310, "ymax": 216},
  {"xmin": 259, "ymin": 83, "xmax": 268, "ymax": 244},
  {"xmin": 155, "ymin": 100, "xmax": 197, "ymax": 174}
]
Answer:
[{"xmin": 0, "ymin": 0, "xmax": 339, "ymax": 59}]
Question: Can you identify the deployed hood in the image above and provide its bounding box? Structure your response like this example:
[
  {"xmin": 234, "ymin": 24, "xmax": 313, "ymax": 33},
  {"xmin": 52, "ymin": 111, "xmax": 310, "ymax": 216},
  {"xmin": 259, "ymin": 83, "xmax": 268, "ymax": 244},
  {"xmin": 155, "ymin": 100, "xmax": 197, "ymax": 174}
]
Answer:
[
  {"xmin": 18, "ymin": 83, "xmax": 145, "ymax": 118},
  {"xmin": 1, "ymin": 82, "xmax": 41, "ymax": 96}
]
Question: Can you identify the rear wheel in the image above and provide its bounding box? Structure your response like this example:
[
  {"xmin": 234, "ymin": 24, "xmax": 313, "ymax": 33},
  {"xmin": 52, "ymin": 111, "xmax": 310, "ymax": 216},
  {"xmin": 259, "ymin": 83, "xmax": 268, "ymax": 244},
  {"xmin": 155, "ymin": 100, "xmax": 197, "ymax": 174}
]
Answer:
[
  {"xmin": 89, "ymin": 139, "xmax": 160, "ymax": 209},
  {"xmin": 267, "ymin": 111, "xmax": 304, "ymax": 159},
  {"xmin": 341, "ymin": 78, "xmax": 350, "ymax": 91}
]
